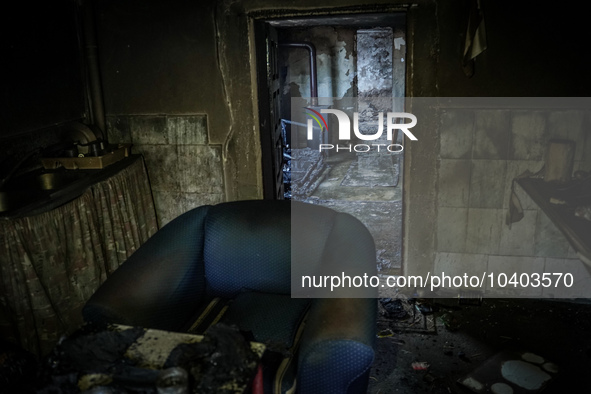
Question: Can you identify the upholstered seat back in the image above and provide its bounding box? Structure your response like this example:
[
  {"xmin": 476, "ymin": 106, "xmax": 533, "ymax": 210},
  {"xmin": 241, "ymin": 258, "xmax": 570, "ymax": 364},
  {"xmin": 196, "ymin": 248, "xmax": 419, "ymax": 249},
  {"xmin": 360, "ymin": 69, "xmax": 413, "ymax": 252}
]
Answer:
[
  {"xmin": 203, "ymin": 200, "xmax": 373, "ymax": 298},
  {"xmin": 203, "ymin": 200, "xmax": 293, "ymax": 297}
]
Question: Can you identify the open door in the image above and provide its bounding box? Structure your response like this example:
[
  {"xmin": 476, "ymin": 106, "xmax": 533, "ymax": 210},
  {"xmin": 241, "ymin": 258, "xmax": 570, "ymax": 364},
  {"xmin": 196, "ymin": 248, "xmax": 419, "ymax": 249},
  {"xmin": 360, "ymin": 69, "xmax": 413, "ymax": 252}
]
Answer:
[
  {"xmin": 255, "ymin": 22, "xmax": 284, "ymax": 199},
  {"xmin": 256, "ymin": 15, "xmax": 407, "ymax": 278}
]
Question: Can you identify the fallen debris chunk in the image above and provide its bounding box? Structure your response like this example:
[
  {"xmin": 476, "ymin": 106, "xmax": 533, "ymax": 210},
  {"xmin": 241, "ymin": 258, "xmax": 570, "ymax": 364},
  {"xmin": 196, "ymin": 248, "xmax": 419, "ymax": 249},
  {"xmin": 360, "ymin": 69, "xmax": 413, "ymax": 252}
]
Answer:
[
  {"xmin": 377, "ymin": 329, "xmax": 394, "ymax": 338},
  {"xmin": 411, "ymin": 362, "xmax": 430, "ymax": 371},
  {"xmin": 380, "ymin": 298, "xmax": 409, "ymax": 320},
  {"xmin": 440, "ymin": 312, "xmax": 460, "ymax": 331},
  {"xmin": 415, "ymin": 299, "xmax": 435, "ymax": 314}
]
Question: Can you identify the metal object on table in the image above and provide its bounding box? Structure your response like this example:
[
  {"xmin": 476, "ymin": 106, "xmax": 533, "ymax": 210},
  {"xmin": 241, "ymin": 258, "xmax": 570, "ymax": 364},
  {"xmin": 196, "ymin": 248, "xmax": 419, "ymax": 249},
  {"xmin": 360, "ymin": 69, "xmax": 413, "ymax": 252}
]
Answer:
[
  {"xmin": 67, "ymin": 121, "xmax": 97, "ymax": 146},
  {"xmin": 41, "ymin": 144, "xmax": 132, "ymax": 170}
]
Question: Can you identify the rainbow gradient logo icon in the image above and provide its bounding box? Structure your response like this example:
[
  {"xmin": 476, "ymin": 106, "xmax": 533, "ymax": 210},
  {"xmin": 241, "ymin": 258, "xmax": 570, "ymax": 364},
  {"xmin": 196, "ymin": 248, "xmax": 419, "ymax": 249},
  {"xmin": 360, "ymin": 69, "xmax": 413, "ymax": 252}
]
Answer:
[{"xmin": 305, "ymin": 107, "xmax": 330, "ymax": 137}]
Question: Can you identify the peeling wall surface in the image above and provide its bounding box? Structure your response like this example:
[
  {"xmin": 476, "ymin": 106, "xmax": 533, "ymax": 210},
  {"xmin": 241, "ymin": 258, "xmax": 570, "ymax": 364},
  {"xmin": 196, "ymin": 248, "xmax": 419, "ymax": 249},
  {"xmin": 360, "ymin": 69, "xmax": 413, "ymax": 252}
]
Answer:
[
  {"xmin": 279, "ymin": 26, "xmax": 357, "ymax": 101},
  {"xmin": 356, "ymin": 28, "xmax": 394, "ymax": 139},
  {"xmin": 357, "ymin": 28, "xmax": 392, "ymax": 97}
]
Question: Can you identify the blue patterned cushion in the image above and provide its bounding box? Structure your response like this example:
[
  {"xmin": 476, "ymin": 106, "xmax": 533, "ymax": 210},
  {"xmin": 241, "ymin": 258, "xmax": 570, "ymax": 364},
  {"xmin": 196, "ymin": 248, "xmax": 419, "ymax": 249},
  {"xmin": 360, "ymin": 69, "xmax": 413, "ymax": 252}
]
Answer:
[
  {"xmin": 203, "ymin": 201, "xmax": 292, "ymax": 298},
  {"xmin": 298, "ymin": 340, "xmax": 375, "ymax": 394}
]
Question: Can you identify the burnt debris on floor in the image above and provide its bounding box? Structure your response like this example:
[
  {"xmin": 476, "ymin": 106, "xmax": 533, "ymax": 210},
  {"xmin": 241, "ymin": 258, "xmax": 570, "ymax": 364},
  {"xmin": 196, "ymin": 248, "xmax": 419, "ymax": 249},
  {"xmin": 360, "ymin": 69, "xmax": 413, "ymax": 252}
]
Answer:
[
  {"xmin": 34, "ymin": 323, "xmax": 259, "ymax": 393},
  {"xmin": 369, "ymin": 298, "xmax": 591, "ymax": 394},
  {"xmin": 378, "ymin": 297, "xmax": 437, "ymax": 335}
]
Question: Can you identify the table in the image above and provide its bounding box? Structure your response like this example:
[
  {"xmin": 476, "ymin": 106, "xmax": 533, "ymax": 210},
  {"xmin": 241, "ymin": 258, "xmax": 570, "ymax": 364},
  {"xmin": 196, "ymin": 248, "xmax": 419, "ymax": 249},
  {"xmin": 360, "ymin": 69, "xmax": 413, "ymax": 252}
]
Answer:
[
  {"xmin": 517, "ymin": 177, "xmax": 591, "ymax": 266},
  {"xmin": 0, "ymin": 156, "xmax": 158, "ymax": 356}
]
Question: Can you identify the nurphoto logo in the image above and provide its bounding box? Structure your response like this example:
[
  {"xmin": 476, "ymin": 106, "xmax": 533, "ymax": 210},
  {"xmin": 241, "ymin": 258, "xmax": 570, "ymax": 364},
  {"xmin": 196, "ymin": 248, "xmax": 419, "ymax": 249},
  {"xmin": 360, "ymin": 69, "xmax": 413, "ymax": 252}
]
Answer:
[{"xmin": 305, "ymin": 108, "xmax": 418, "ymax": 153}]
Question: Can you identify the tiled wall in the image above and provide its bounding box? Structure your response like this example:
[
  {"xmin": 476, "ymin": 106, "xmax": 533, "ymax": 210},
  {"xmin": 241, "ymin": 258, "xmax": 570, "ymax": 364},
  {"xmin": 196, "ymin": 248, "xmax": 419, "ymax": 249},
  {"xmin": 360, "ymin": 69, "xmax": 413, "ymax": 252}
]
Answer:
[
  {"xmin": 434, "ymin": 108, "xmax": 591, "ymax": 296},
  {"xmin": 106, "ymin": 114, "xmax": 225, "ymax": 227}
]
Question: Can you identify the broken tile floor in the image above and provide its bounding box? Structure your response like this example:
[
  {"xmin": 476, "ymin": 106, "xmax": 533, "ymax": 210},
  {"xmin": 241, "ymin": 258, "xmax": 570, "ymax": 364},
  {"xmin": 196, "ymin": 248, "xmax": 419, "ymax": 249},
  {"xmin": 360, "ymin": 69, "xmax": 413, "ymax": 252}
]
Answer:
[{"xmin": 294, "ymin": 152, "xmax": 591, "ymax": 393}]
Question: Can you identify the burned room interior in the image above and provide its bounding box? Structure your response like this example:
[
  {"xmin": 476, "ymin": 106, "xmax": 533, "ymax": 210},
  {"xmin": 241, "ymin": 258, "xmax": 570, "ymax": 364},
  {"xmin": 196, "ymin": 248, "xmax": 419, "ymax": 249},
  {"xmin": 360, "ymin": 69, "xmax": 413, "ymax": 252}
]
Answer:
[{"xmin": 1, "ymin": 0, "xmax": 591, "ymax": 393}]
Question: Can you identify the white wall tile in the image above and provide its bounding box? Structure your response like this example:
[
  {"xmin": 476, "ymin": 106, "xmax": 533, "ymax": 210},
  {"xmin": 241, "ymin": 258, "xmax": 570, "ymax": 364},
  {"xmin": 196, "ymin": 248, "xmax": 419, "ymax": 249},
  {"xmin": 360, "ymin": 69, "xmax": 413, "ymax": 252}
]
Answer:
[
  {"xmin": 499, "ymin": 209, "xmax": 537, "ymax": 256},
  {"xmin": 438, "ymin": 159, "xmax": 471, "ymax": 207},
  {"xmin": 130, "ymin": 116, "xmax": 169, "ymax": 145},
  {"xmin": 469, "ymin": 160, "xmax": 507, "ymax": 208},
  {"xmin": 534, "ymin": 211, "xmax": 571, "ymax": 258},
  {"xmin": 440, "ymin": 109, "xmax": 474, "ymax": 159},
  {"xmin": 510, "ymin": 110, "xmax": 547, "ymax": 160},
  {"xmin": 466, "ymin": 208, "xmax": 503, "ymax": 255},
  {"xmin": 473, "ymin": 110, "xmax": 511, "ymax": 159},
  {"xmin": 168, "ymin": 115, "xmax": 208, "ymax": 145},
  {"xmin": 437, "ymin": 207, "xmax": 468, "ymax": 253}
]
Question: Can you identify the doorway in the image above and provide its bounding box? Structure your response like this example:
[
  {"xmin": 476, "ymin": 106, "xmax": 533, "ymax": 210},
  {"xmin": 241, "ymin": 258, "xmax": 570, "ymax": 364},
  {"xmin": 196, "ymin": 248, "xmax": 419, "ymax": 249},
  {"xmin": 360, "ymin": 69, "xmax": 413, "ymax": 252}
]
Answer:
[{"xmin": 255, "ymin": 13, "xmax": 406, "ymax": 275}]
